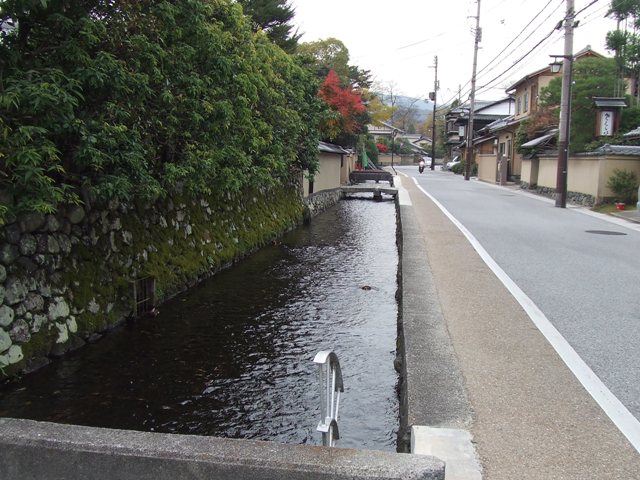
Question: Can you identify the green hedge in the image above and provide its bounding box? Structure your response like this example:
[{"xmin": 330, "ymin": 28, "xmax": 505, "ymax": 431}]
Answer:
[{"xmin": 0, "ymin": 0, "xmax": 322, "ymax": 223}]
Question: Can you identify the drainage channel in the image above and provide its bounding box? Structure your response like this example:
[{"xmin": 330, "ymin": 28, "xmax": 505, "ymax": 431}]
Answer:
[{"xmin": 0, "ymin": 198, "xmax": 400, "ymax": 451}]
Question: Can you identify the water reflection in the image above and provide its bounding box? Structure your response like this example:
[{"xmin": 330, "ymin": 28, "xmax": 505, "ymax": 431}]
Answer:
[{"xmin": 0, "ymin": 197, "xmax": 399, "ymax": 450}]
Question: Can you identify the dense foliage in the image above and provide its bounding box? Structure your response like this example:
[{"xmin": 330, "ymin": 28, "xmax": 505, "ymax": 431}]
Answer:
[
  {"xmin": 606, "ymin": 0, "xmax": 640, "ymax": 99},
  {"xmin": 236, "ymin": 0, "xmax": 300, "ymax": 53},
  {"xmin": 607, "ymin": 168, "xmax": 639, "ymax": 203},
  {"xmin": 0, "ymin": 0, "xmax": 322, "ymax": 223},
  {"xmin": 296, "ymin": 37, "xmax": 372, "ymax": 147},
  {"xmin": 528, "ymin": 58, "xmax": 638, "ymax": 152},
  {"xmin": 318, "ymin": 69, "xmax": 366, "ymax": 144}
]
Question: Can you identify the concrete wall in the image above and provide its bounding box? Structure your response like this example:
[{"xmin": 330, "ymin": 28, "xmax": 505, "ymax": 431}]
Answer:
[
  {"xmin": 340, "ymin": 152, "xmax": 356, "ymax": 185},
  {"xmin": 303, "ymin": 152, "xmax": 358, "ymax": 197},
  {"xmin": 314, "ymin": 154, "xmax": 342, "ymax": 193},
  {"xmin": 523, "ymin": 154, "xmax": 640, "ymax": 204},
  {"xmin": 303, "ymin": 153, "xmax": 342, "ymax": 197},
  {"xmin": 378, "ymin": 154, "xmax": 414, "ymax": 166},
  {"xmin": 536, "ymin": 156, "xmax": 559, "ymax": 190},
  {"xmin": 596, "ymin": 156, "xmax": 640, "ymax": 201},
  {"xmin": 521, "ymin": 157, "xmax": 539, "ymax": 187},
  {"xmin": 477, "ymin": 154, "xmax": 497, "ymax": 183},
  {"xmin": 0, "ymin": 418, "xmax": 445, "ymax": 480}
]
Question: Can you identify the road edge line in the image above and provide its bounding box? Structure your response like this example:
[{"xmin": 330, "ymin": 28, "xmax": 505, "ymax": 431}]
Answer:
[{"xmin": 412, "ymin": 177, "xmax": 640, "ymax": 455}]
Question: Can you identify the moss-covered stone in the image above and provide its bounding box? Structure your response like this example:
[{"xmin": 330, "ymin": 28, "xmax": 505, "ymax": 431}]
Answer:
[{"xmin": 0, "ymin": 180, "xmax": 305, "ymax": 378}]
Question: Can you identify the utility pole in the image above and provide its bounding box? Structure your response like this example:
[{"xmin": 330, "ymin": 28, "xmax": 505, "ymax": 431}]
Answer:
[
  {"xmin": 555, "ymin": 0, "xmax": 575, "ymax": 208},
  {"xmin": 465, "ymin": 0, "xmax": 481, "ymax": 181},
  {"xmin": 430, "ymin": 56, "xmax": 438, "ymax": 170}
]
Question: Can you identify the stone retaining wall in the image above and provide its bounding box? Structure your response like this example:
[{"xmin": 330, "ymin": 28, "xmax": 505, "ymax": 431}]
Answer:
[
  {"xmin": 303, "ymin": 188, "xmax": 342, "ymax": 222},
  {"xmin": 0, "ymin": 183, "xmax": 305, "ymax": 377},
  {"xmin": 519, "ymin": 184, "xmax": 596, "ymax": 206}
]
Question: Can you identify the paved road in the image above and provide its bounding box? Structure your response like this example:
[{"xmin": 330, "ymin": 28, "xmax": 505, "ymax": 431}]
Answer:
[
  {"xmin": 403, "ymin": 166, "xmax": 640, "ymax": 420},
  {"xmin": 394, "ymin": 166, "xmax": 640, "ymax": 478}
]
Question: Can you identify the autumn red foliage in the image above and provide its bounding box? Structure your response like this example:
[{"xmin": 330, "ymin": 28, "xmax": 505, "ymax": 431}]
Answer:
[
  {"xmin": 376, "ymin": 143, "xmax": 388, "ymax": 153},
  {"xmin": 318, "ymin": 69, "xmax": 366, "ymax": 139}
]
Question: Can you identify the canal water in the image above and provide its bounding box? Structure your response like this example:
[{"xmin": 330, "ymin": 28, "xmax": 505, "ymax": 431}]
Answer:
[{"xmin": 0, "ymin": 198, "xmax": 399, "ymax": 450}]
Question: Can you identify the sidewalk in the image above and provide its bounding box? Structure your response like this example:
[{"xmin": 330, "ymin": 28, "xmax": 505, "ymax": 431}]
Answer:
[{"xmin": 396, "ymin": 174, "xmax": 640, "ymax": 479}]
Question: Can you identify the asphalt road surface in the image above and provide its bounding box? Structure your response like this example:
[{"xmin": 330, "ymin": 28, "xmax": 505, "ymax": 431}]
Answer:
[{"xmin": 398, "ymin": 165, "xmax": 640, "ymax": 451}]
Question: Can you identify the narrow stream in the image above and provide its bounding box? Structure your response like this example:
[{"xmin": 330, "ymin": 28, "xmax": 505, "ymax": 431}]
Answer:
[{"xmin": 0, "ymin": 197, "xmax": 400, "ymax": 450}]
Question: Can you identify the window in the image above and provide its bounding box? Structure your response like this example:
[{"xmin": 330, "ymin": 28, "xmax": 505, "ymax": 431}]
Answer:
[
  {"xmin": 524, "ymin": 91, "xmax": 529, "ymax": 113},
  {"xmin": 516, "ymin": 97, "xmax": 522, "ymax": 115},
  {"xmin": 531, "ymin": 85, "xmax": 538, "ymax": 112}
]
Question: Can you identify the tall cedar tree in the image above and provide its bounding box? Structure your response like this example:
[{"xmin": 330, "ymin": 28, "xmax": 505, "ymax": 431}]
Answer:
[
  {"xmin": 236, "ymin": 0, "xmax": 300, "ymax": 53},
  {"xmin": 318, "ymin": 69, "xmax": 366, "ymax": 145}
]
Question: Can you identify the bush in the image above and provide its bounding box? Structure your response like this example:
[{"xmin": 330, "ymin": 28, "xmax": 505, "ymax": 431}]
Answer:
[
  {"xmin": 0, "ymin": 0, "xmax": 322, "ymax": 223},
  {"xmin": 451, "ymin": 161, "xmax": 477, "ymax": 176},
  {"xmin": 607, "ymin": 169, "xmax": 638, "ymax": 203}
]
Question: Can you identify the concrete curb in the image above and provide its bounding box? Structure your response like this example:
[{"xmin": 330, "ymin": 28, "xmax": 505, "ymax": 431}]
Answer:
[
  {"xmin": 411, "ymin": 426, "xmax": 481, "ymax": 480},
  {"xmin": 394, "ymin": 175, "xmax": 482, "ymax": 479},
  {"xmin": 0, "ymin": 417, "xmax": 445, "ymax": 480}
]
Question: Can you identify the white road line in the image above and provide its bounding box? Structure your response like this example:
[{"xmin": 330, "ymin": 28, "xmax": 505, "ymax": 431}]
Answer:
[{"xmin": 411, "ymin": 176, "xmax": 640, "ymax": 454}]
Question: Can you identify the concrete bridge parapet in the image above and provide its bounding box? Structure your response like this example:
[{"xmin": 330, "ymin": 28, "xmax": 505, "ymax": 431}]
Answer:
[{"xmin": 0, "ymin": 418, "xmax": 445, "ymax": 480}]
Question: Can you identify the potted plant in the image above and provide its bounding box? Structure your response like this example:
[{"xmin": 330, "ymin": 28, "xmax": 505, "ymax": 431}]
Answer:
[{"xmin": 607, "ymin": 169, "xmax": 638, "ymax": 210}]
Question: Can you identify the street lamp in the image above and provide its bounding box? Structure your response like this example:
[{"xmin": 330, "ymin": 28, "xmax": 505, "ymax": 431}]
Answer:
[
  {"xmin": 391, "ymin": 128, "xmax": 398, "ymax": 171},
  {"xmin": 429, "ymin": 55, "xmax": 438, "ymax": 170}
]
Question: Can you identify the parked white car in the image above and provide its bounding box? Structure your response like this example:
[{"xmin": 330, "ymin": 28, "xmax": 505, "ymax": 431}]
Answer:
[{"xmin": 445, "ymin": 156, "xmax": 461, "ymax": 170}]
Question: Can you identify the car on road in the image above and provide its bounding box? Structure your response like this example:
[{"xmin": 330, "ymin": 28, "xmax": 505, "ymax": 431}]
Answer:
[{"xmin": 445, "ymin": 156, "xmax": 461, "ymax": 170}]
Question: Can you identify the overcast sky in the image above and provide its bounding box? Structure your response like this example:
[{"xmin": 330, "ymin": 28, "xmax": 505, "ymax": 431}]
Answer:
[{"xmin": 290, "ymin": 0, "xmax": 619, "ymax": 106}]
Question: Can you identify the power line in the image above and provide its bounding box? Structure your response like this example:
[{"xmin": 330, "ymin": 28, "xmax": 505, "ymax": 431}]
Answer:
[
  {"xmin": 477, "ymin": 0, "xmax": 556, "ymax": 76},
  {"xmin": 475, "ymin": 0, "xmax": 563, "ymax": 84},
  {"xmin": 476, "ymin": 28, "xmax": 563, "ymax": 95},
  {"xmin": 439, "ymin": 0, "xmax": 562, "ymax": 106},
  {"xmin": 575, "ymin": 0, "xmax": 601, "ymax": 17},
  {"xmin": 475, "ymin": 0, "xmax": 605, "ymax": 95},
  {"xmin": 432, "ymin": 0, "xmax": 611, "ymax": 108},
  {"xmin": 475, "ymin": 24, "xmax": 560, "ymax": 93}
]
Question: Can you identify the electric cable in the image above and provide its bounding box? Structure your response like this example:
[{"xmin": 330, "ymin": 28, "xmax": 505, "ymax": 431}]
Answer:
[{"xmin": 477, "ymin": 0, "xmax": 556, "ymax": 76}]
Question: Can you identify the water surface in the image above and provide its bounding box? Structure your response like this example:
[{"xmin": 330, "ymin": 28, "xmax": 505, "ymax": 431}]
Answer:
[{"xmin": 0, "ymin": 198, "xmax": 399, "ymax": 450}]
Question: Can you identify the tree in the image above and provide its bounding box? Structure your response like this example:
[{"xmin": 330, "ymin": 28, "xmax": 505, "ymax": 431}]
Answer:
[
  {"xmin": 367, "ymin": 94, "xmax": 394, "ymax": 125},
  {"xmin": 606, "ymin": 0, "xmax": 640, "ymax": 100},
  {"xmin": 0, "ymin": 0, "xmax": 323, "ymax": 222},
  {"xmin": 419, "ymin": 106, "xmax": 447, "ymax": 157},
  {"xmin": 318, "ymin": 69, "xmax": 366, "ymax": 145},
  {"xmin": 297, "ymin": 37, "xmax": 351, "ymax": 81},
  {"xmin": 236, "ymin": 0, "xmax": 300, "ymax": 53},
  {"xmin": 540, "ymin": 57, "xmax": 619, "ymax": 151}
]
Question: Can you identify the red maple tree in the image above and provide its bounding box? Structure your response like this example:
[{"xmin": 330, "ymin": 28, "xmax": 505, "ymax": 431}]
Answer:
[
  {"xmin": 376, "ymin": 143, "xmax": 388, "ymax": 153},
  {"xmin": 318, "ymin": 69, "xmax": 366, "ymax": 140}
]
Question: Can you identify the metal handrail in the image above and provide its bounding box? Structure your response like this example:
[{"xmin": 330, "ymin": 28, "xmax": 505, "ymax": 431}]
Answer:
[{"xmin": 313, "ymin": 350, "xmax": 344, "ymax": 447}]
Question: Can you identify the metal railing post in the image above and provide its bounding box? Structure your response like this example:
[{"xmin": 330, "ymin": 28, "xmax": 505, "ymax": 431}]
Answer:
[{"xmin": 313, "ymin": 350, "xmax": 344, "ymax": 447}]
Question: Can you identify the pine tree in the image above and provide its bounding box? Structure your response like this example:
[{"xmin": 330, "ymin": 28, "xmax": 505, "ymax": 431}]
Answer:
[{"xmin": 236, "ymin": 0, "xmax": 300, "ymax": 53}]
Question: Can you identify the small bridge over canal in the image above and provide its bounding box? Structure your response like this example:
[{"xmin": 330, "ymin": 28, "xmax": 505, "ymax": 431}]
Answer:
[
  {"xmin": 344, "ymin": 169, "xmax": 397, "ymax": 200},
  {"xmin": 341, "ymin": 184, "xmax": 398, "ymax": 200}
]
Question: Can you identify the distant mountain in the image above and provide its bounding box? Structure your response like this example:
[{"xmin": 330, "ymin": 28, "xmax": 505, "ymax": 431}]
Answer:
[
  {"xmin": 397, "ymin": 95, "xmax": 433, "ymax": 121},
  {"xmin": 376, "ymin": 94, "xmax": 434, "ymax": 125}
]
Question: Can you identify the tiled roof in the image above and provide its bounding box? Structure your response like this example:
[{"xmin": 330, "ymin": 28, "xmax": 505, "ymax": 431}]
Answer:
[
  {"xmin": 591, "ymin": 144, "xmax": 640, "ymax": 156},
  {"xmin": 521, "ymin": 130, "xmax": 557, "ymax": 148},
  {"xmin": 319, "ymin": 141, "xmax": 349, "ymax": 154},
  {"xmin": 623, "ymin": 126, "xmax": 640, "ymax": 138}
]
